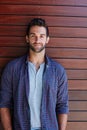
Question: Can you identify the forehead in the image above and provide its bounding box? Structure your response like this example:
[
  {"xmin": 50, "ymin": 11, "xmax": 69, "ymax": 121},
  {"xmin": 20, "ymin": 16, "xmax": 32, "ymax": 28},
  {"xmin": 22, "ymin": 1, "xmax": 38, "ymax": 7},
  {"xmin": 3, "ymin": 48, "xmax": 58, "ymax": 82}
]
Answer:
[{"xmin": 29, "ymin": 25, "xmax": 46, "ymax": 34}]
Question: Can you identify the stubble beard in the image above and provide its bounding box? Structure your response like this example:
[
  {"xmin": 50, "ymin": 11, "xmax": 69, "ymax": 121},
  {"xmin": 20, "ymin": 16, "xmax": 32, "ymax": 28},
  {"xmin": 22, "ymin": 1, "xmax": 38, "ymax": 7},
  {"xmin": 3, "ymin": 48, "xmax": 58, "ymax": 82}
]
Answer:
[{"xmin": 29, "ymin": 43, "xmax": 46, "ymax": 53}]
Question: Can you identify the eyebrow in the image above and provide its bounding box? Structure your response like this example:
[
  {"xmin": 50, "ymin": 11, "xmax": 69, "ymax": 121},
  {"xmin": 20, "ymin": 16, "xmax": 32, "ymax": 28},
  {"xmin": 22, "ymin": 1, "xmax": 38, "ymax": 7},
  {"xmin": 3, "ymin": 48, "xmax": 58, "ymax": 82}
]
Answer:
[{"xmin": 29, "ymin": 33, "xmax": 46, "ymax": 36}]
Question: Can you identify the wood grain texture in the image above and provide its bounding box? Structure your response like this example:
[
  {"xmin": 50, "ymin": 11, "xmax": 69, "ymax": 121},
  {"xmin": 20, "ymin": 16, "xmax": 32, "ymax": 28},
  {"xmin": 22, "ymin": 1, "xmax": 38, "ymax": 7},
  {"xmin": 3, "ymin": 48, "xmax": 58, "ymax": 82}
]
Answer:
[
  {"xmin": 68, "ymin": 80, "xmax": 87, "ymax": 90},
  {"xmin": 0, "ymin": 0, "xmax": 87, "ymax": 6},
  {"xmin": 0, "ymin": 0, "xmax": 87, "ymax": 130},
  {"xmin": 46, "ymin": 48, "xmax": 87, "ymax": 58},
  {"xmin": 0, "ymin": 47, "xmax": 28, "ymax": 57},
  {"xmin": 1, "ymin": 16, "xmax": 87, "ymax": 28},
  {"xmin": 69, "ymin": 101, "xmax": 87, "ymax": 110},
  {"xmin": 1, "ymin": 26, "xmax": 87, "ymax": 38},
  {"xmin": 69, "ymin": 90, "xmax": 87, "ymax": 100},
  {"xmin": 48, "ymin": 38, "xmax": 87, "ymax": 48},
  {"xmin": 67, "ymin": 70, "xmax": 87, "ymax": 80},
  {"xmin": 67, "ymin": 122, "xmax": 87, "ymax": 130},
  {"xmin": 69, "ymin": 111, "xmax": 87, "ymax": 121},
  {"xmin": 0, "ymin": 37, "xmax": 87, "ymax": 48},
  {"xmin": 55, "ymin": 59, "xmax": 87, "ymax": 69},
  {"xmin": 0, "ymin": 5, "xmax": 87, "ymax": 17},
  {"xmin": 0, "ymin": 47, "xmax": 87, "ymax": 59}
]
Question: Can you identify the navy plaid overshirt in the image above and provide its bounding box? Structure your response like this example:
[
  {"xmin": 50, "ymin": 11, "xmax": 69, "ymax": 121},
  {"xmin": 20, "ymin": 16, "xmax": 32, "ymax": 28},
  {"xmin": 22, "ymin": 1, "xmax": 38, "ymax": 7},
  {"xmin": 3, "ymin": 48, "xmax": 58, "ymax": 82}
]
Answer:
[{"xmin": 0, "ymin": 55, "xmax": 69, "ymax": 130}]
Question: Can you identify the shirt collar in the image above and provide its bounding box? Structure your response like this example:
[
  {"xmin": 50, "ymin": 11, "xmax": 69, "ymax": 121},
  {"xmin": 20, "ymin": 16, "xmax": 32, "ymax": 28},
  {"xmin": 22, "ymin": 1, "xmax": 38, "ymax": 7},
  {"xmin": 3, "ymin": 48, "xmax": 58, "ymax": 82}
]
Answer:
[{"xmin": 25, "ymin": 53, "xmax": 51, "ymax": 68}]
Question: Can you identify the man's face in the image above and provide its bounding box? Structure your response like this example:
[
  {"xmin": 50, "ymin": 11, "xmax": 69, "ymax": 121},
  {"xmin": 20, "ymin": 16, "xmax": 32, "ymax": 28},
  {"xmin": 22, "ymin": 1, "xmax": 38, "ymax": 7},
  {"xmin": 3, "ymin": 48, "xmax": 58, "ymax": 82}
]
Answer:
[{"xmin": 26, "ymin": 25, "xmax": 49, "ymax": 53}]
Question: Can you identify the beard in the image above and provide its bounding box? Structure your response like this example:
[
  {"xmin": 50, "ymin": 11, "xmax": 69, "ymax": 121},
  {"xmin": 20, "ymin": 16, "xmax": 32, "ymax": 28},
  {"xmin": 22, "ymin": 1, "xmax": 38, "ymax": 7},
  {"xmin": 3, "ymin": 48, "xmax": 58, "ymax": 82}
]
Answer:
[{"xmin": 29, "ymin": 43, "xmax": 46, "ymax": 53}]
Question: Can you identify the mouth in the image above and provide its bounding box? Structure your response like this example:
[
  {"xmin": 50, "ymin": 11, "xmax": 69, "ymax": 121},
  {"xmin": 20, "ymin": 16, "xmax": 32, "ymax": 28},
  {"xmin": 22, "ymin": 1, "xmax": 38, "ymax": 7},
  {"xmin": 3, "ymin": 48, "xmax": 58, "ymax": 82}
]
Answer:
[{"xmin": 33, "ymin": 43, "xmax": 41, "ymax": 46}]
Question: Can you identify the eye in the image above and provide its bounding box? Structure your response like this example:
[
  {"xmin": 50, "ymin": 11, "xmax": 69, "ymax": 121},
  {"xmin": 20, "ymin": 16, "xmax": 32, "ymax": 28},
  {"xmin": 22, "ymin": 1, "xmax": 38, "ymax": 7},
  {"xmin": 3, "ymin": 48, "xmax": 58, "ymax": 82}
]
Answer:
[
  {"xmin": 40, "ymin": 35, "xmax": 45, "ymax": 38},
  {"xmin": 30, "ymin": 34, "xmax": 35, "ymax": 37}
]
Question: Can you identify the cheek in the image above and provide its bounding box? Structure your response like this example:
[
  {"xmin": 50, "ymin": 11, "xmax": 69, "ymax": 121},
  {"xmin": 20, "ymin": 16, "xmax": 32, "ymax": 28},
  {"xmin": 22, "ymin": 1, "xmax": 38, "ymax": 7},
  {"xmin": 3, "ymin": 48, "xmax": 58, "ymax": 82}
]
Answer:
[
  {"xmin": 29, "ymin": 39, "xmax": 35, "ymax": 44},
  {"xmin": 41, "ymin": 38, "xmax": 47, "ymax": 43}
]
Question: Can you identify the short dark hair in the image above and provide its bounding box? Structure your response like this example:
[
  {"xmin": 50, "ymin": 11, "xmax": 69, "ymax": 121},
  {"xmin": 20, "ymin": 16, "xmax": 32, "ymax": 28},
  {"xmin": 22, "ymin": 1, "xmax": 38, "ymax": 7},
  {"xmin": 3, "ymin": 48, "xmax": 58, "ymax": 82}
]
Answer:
[{"xmin": 26, "ymin": 18, "xmax": 49, "ymax": 37}]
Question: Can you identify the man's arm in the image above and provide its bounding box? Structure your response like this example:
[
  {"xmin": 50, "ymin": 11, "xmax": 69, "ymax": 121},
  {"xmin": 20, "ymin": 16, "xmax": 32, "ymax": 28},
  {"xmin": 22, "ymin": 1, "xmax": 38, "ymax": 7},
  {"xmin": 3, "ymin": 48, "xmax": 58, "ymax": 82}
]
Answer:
[
  {"xmin": 0, "ymin": 108, "xmax": 12, "ymax": 130},
  {"xmin": 58, "ymin": 114, "xmax": 68, "ymax": 130},
  {"xmin": 0, "ymin": 63, "xmax": 13, "ymax": 130},
  {"xmin": 56, "ymin": 68, "xmax": 69, "ymax": 130}
]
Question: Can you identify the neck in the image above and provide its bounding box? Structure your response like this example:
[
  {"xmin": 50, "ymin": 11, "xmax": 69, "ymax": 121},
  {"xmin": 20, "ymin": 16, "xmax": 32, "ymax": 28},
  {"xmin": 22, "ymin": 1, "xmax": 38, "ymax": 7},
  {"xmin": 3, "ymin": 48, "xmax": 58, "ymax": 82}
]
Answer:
[{"xmin": 28, "ymin": 50, "xmax": 45, "ymax": 69}]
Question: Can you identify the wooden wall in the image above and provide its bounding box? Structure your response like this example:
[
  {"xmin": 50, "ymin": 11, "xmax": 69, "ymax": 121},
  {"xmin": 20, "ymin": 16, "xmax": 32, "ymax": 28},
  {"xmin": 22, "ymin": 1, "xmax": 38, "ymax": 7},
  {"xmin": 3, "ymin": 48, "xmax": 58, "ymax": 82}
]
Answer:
[{"xmin": 0, "ymin": 0, "xmax": 87, "ymax": 130}]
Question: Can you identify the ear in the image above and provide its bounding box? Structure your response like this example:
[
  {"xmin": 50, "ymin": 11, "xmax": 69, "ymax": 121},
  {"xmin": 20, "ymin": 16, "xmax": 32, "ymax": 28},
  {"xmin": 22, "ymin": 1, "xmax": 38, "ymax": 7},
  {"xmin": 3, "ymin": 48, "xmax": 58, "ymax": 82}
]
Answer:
[
  {"xmin": 26, "ymin": 35, "xmax": 29, "ymax": 43},
  {"xmin": 46, "ymin": 36, "xmax": 50, "ymax": 44}
]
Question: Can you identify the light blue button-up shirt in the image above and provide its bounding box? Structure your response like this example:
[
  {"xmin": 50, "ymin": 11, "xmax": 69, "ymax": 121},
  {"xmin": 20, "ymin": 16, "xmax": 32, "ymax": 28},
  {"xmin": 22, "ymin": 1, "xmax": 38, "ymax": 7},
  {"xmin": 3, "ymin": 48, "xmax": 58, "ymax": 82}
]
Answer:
[{"xmin": 28, "ymin": 62, "xmax": 45, "ymax": 130}]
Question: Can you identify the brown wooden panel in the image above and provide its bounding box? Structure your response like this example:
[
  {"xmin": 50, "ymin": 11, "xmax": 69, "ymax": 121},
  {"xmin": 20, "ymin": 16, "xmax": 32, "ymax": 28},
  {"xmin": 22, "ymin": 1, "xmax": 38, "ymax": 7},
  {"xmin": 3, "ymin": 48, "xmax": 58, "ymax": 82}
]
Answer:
[
  {"xmin": 56, "ymin": 0, "xmax": 87, "ymax": 6},
  {"xmin": 68, "ymin": 80, "xmax": 87, "ymax": 90},
  {"xmin": 69, "ymin": 101, "xmax": 87, "ymax": 110},
  {"xmin": 0, "ymin": 47, "xmax": 87, "ymax": 59},
  {"xmin": 0, "ymin": 36, "xmax": 26, "ymax": 47},
  {"xmin": 46, "ymin": 48, "xmax": 87, "ymax": 59},
  {"xmin": 49, "ymin": 38, "xmax": 87, "ymax": 48},
  {"xmin": 50, "ymin": 27, "xmax": 87, "ymax": 38},
  {"xmin": 69, "ymin": 91, "xmax": 87, "ymax": 101},
  {"xmin": 69, "ymin": 111, "xmax": 87, "ymax": 121},
  {"xmin": 0, "ymin": 15, "xmax": 34, "ymax": 26},
  {"xmin": 67, "ymin": 70, "xmax": 87, "ymax": 80},
  {"xmin": 0, "ymin": 47, "xmax": 28, "ymax": 57},
  {"xmin": 0, "ymin": 0, "xmax": 87, "ymax": 6},
  {"xmin": 0, "ymin": 5, "xmax": 87, "ymax": 17},
  {"xmin": 67, "ymin": 122, "xmax": 87, "ymax": 130},
  {"xmin": 0, "ymin": 0, "xmax": 59, "ymax": 5},
  {"xmin": 0, "ymin": 37, "xmax": 87, "ymax": 49},
  {"xmin": 1, "ymin": 16, "xmax": 87, "ymax": 28},
  {"xmin": 0, "ymin": 26, "xmax": 26, "ymax": 36},
  {"xmin": 55, "ymin": 59, "xmax": 87, "ymax": 69},
  {"xmin": 1, "ymin": 26, "xmax": 87, "ymax": 38}
]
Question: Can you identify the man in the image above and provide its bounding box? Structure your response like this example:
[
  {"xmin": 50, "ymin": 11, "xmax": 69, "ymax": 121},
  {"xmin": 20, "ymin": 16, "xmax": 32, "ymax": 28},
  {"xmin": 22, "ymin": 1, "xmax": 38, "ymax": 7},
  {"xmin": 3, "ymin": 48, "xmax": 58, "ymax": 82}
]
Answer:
[{"xmin": 0, "ymin": 18, "xmax": 69, "ymax": 130}]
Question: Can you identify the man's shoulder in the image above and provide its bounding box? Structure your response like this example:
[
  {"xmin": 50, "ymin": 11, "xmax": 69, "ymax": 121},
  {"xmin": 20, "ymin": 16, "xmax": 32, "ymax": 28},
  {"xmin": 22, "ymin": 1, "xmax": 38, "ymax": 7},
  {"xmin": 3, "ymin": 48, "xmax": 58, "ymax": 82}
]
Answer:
[
  {"xmin": 48, "ymin": 57, "xmax": 67, "ymax": 79},
  {"xmin": 7, "ymin": 55, "xmax": 26, "ymax": 66},
  {"xmin": 48, "ymin": 57, "xmax": 64, "ymax": 71},
  {"xmin": 4, "ymin": 55, "xmax": 27, "ymax": 71}
]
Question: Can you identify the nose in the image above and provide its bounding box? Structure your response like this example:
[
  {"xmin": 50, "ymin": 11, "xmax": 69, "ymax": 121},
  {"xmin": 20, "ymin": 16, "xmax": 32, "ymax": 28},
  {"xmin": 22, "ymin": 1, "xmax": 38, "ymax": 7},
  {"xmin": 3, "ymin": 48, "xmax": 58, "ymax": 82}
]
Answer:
[{"xmin": 35, "ymin": 36, "xmax": 40, "ymax": 43}]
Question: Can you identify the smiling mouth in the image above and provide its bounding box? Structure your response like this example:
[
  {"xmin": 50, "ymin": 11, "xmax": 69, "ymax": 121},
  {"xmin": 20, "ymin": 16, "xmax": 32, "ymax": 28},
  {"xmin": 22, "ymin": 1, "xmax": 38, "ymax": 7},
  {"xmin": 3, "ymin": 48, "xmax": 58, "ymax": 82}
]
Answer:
[{"xmin": 33, "ymin": 43, "xmax": 41, "ymax": 46}]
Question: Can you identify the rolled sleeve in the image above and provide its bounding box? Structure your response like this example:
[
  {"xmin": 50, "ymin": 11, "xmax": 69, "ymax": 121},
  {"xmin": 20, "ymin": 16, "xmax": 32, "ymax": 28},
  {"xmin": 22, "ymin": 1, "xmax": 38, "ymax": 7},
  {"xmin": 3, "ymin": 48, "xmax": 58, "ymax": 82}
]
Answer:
[
  {"xmin": 56, "ymin": 68, "xmax": 69, "ymax": 114},
  {"xmin": 0, "ymin": 64, "xmax": 13, "ymax": 108}
]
